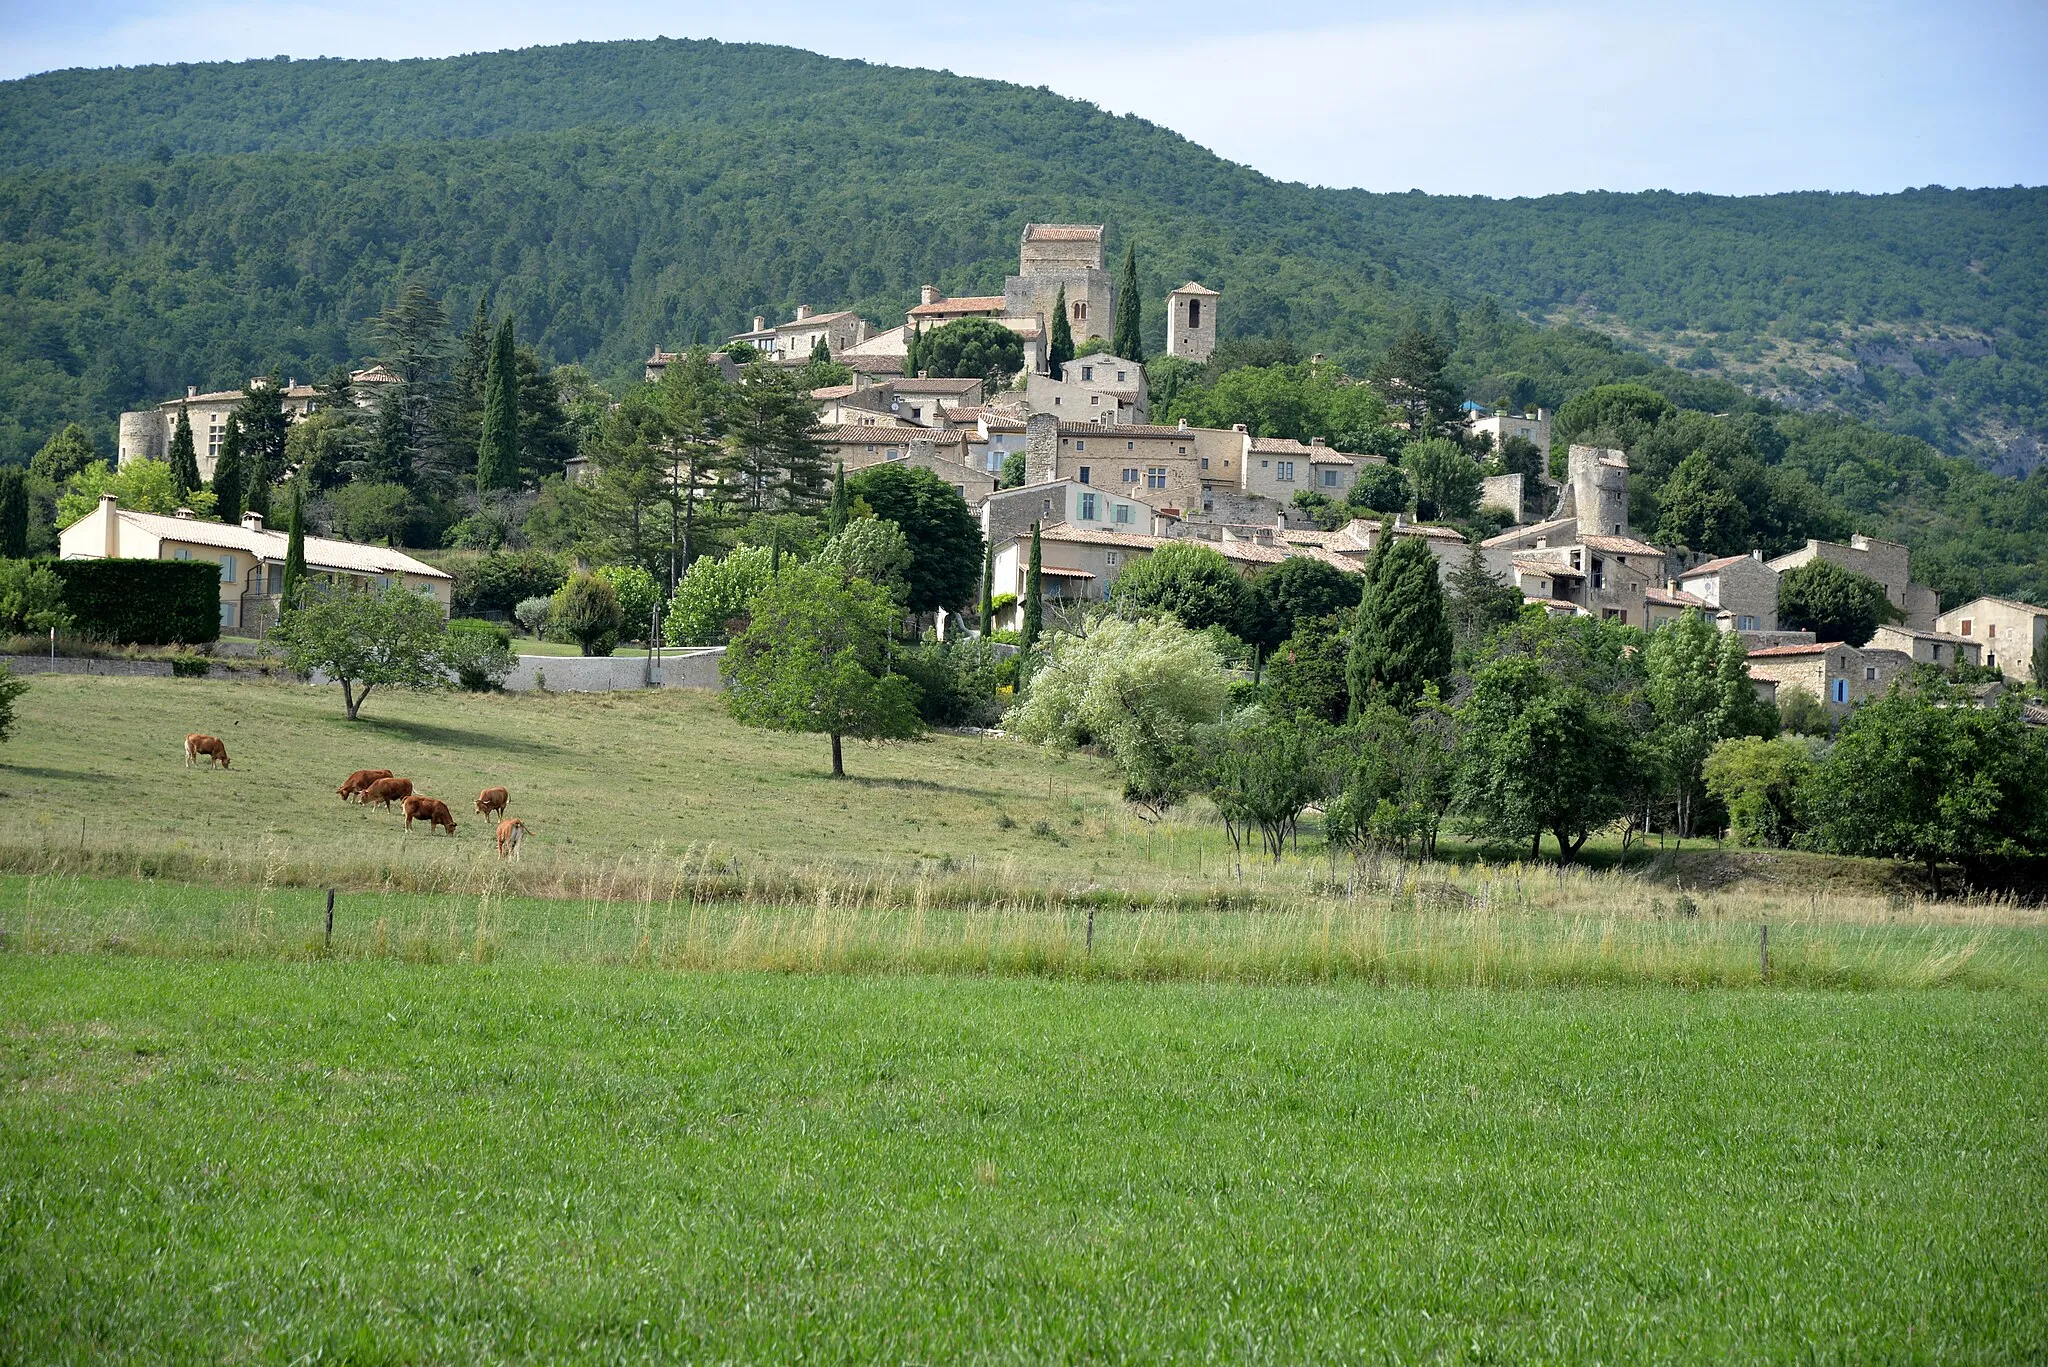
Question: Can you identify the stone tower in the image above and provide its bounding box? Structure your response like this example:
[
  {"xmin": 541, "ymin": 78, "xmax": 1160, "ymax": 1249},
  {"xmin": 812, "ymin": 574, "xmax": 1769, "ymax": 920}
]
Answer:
[
  {"xmin": 1004, "ymin": 224, "xmax": 1115, "ymax": 357},
  {"xmin": 1563, "ymin": 445, "xmax": 1631, "ymax": 538},
  {"xmin": 1166, "ymin": 282, "xmax": 1219, "ymax": 362}
]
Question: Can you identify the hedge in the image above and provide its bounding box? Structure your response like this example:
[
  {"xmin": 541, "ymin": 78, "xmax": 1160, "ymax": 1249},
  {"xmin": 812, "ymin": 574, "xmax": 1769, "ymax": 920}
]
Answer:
[
  {"xmin": 447, "ymin": 550, "xmax": 570, "ymax": 618},
  {"xmin": 49, "ymin": 560, "xmax": 222, "ymax": 644}
]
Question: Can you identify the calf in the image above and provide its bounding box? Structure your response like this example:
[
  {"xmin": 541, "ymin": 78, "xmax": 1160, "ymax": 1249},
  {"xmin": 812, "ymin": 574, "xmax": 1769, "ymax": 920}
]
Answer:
[
  {"xmin": 184, "ymin": 734, "xmax": 230, "ymax": 770},
  {"xmin": 338, "ymin": 769, "xmax": 393, "ymax": 801},
  {"xmin": 495, "ymin": 818, "xmax": 525, "ymax": 859},
  {"xmin": 474, "ymin": 787, "xmax": 510, "ymax": 819},
  {"xmin": 360, "ymin": 776, "xmax": 414, "ymax": 810},
  {"xmin": 401, "ymin": 795, "xmax": 458, "ymax": 836}
]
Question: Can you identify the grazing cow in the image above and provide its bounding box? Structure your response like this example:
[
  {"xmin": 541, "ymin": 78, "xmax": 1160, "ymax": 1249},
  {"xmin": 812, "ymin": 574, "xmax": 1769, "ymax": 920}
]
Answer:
[
  {"xmin": 401, "ymin": 795, "xmax": 458, "ymax": 836},
  {"xmin": 337, "ymin": 769, "xmax": 393, "ymax": 801},
  {"xmin": 474, "ymin": 787, "xmax": 509, "ymax": 819},
  {"xmin": 495, "ymin": 818, "xmax": 525, "ymax": 859},
  {"xmin": 360, "ymin": 776, "xmax": 414, "ymax": 810},
  {"xmin": 184, "ymin": 734, "xmax": 229, "ymax": 769}
]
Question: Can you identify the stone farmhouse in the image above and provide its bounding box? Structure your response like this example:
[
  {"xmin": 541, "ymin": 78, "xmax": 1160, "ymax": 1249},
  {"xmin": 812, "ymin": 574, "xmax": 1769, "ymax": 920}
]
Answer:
[
  {"xmin": 1936, "ymin": 597, "xmax": 2048, "ymax": 682},
  {"xmin": 59, "ymin": 493, "xmax": 450, "ymax": 636},
  {"xmin": 117, "ymin": 369, "xmax": 396, "ymax": 480},
  {"xmin": 1743, "ymin": 641, "xmax": 1916, "ymax": 717},
  {"xmin": 1768, "ymin": 533, "xmax": 1940, "ymax": 631}
]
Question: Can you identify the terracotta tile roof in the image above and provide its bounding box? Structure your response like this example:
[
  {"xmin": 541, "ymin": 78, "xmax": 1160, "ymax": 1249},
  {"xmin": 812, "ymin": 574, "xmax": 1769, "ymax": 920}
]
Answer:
[
  {"xmin": 116, "ymin": 510, "xmax": 450, "ymax": 579},
  {"xmin": 1945, "ymin": 595, "xmax": 2048, "ymax": 616},
  {"xmin": 908, "ymin": 295, "xmax": 1007, "ymax": 318},
  {"xmin": 1170, "ymin": 281, "xmax": 1220, "ymax": 296},
  {"xmin": 893, "ymin": 377, "xmax": 984, "ymax": 394},
  {"xmin": 1681, "ymin": 553, "xmax": 1756, "ymax": 578},
  {"xmin": 772, "ymin": 310, "xmax": 859, "ymax": 330},
  {"xmin": 1482, "ymin": 516, "xmax": 1578, "ymax": 548},
  {"xmin": 1645, "ymin": 587, "xmax": 1708, "ymax": 608},
  {"xmin": 1039, "ymin": 566, "xmax": 1096, "ymax": 580},
  {"xmin": 1513, "ymin": 557, "xmax": 1583, "ymax": 578},
  {"xmin": 1057, "ymin": 422, "xmax": 1199, "ymax": 439},
  {"xmin": 817, "ymin": 425, "xmax": 966, "ymax": 445},
  {"xmin": 810, "ymin": 385, "xmax": 859, "ymax": 400},
  {"xmin": 1747, "ymin": 642, "xmax": 1846, "ymax": 658},
  {"xmin": 1034, "ymin": 526, "xmax": 1170, "ymax": 550},
  {"xmin": 1580, "ymin": 535, "xmax": 1665, "ymax": 557},
  {"xmin": 1248, "ymin": 437, "xmax": 1323, "ymax": 455},
  {"xmin": 1024, "ymin": 224, "xmax": 1104, "ymax": 242}
]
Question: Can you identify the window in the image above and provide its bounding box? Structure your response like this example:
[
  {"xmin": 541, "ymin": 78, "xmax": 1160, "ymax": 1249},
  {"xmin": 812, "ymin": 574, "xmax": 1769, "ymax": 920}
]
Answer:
[
  {"xmin": 1126, "ymin": 441, "xmax": 1135, "ymax": 450},
  {"xmin": 1988, "ymin": 653, "xmax": 1998, "ymax": 669},
  {"xmin": 1105, "ymin": 550, "xmax": 1120, "ymax": 565},
  {"xmin": 218, "ymin": 555, "xmax": 236, "ymax": 584},
  {"xmin": 172, "ymin": 548, "xmax": 191, "ymax": 561},
  {"xmin": 1079, "ymin": 492, "xmax": 1098, "ymax": 520},
  {"xmin": 1113, "ymin": 504, "xmax": 1133, "ymax": 525},
  {"xmin": 1831, "ymin": 679, "xmax": 1849, "ymax": 704},
  {"xmin": 1043, "ymin": 499, "xmax": 1054, "ymax": 515},
  {"xmin": 1081, "ymin": 366, "xmax": 1094, "ymax": 381},
  {"xmin": 220, "ymin": 602, "xmax": 236, "ymax": 629},
  {"xmin": 1146, "ymin": 467, "xmax": 1168, "ymax": 490},
  {"xmin": 1276, "ymin": 461, "xmax": 1294, "ymax": 482},
  {"xmin": 909, "ymin": 407, "xmax": 922, "ymax": 421},
  {"xmin": 1321, "ymin": 469, "xmax": 1339, "ymax": 487},
  {"xmin": 1737, "ymin": 615, "xmax": 1759, "ymax": 631},
  {"xmin": 1054, "ymin": 397, "xmax": 1062, "ymax": 407},
  {"xmin": 1188, "ymin": 298, "xmax": 1202, "ymax": 329},
  {"xmin": 866, "ymin": 445, "xmax": 876, "ymax": 454},
  {"xmin": 1865, "ymin": 666, "xmax": 1878, "ymax": 681},
  {"xmin": 1116, "ymin": 371, "xmax": 1126, "ymax": 382},
  {"xmin": 1122, "ymin": 467, "xmax": 1139, "ymax": 484},
  {"xmin": 1078, "ymin": 466, "xmax": 1091, "ymax": 485},
  {"xmin": 1987, "ymin": 623, "xmax": 1998, "ymax": 638},
  {"xmin": 1072, "ymin": 301, "xmax": 1086, "ymax": 322},
  {"xmin": 207, "ymin": 425, "xmax": 224, "ymax": 458},
  {"xmin": 1075, "ymin": 440, "xmax": 1086, "ymax": 451},
  {"xmin": 1959, "ymin": 619, "xmax": 1973, "ymax": 636},
  {"xmin": 1088, "ymin": 395, "xmax": 1100, "ymax": 406},
  {"xmin": 1177, "ymin": 446, "xmax": 1187, "ymax": 455},
  {"xmin": 1200, "ymin": 457, "xmax": 1211, "ymax": 471}
]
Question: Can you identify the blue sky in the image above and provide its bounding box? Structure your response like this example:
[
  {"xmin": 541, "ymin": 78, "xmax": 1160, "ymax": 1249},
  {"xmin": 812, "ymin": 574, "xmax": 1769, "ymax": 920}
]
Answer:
[{"xmin": 4, "ymin": 0, "xmax": 2044, "ymax": 197}]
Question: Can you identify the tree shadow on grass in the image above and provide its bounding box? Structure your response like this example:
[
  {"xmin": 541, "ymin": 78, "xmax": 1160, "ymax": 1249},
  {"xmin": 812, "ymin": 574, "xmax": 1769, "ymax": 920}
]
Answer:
[
  {"xmin": 844, "ymin": 773, "xmax": 1007, "ymax": 801},
  {"xmin": 1, "ymin": 765, "xmax": 102, "ymax": 782},
  {"xmin": 341, "ymin": 715, "xmax": 565, "ymax": 757}
]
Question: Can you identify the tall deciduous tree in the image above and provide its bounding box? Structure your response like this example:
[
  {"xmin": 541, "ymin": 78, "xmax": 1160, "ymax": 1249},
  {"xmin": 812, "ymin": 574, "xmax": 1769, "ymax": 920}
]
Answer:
[
  {"xmin": 267, "ymin": 585, "xmax": 449, "ymax": 720},
  {"xmin": 722, "ymin": 563, "xmax": 923, "ymax": 777},
  {"xmin": 1113, "ymin": 242, "xmax": 1143, "ymax": 363},
  {"xmin": 845, "ymin": 462, "xmax": 983, "ymax": 615},
  {"xmin": 1644, "ymin": 610, "xmax": 1776, "ymax": 837},
  {"xmin": 1455, "ymin": 656, "xmax": 1637, "ymax": 862},
  {"xmin": 476, "ymin": 316, "xmax": 520, "ymax": 493},
  {"xmin": 1348, "ymin": 530, "xmax": 1453, "ymax": 711},
  {"xmin": 1048, "ymin": 285, "xmax": 1074, "ymax": 380},
  {"xmin": 1402, "ymin": 438, "xmax": 1482, "ymax": 521},
  {"xmin": 1655, "ymin": 449, "xmax": 1747, "ymax": 553},
  {"xmin": 1778, "ymin": 558, "xmax": 1900, "ymax": 646},
  {"xmin": 167, "ymin": 404, "xmax": 201, "ymax": 499},
  {"xmin": 1106, "ymin": 541, "xmax": 1252, "ymax": 637}
]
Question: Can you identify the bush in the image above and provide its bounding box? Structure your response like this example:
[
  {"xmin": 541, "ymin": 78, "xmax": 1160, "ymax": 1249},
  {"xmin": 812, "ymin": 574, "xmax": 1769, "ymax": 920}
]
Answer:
[
  {"xmin": 552, "ymin": 572, "xmax": 623, "ymax": 656},
  {"xmin": 0, "ymin": 663, "xmax": 24, "ymax": 742},
  {"xmin": 893, "ymin": 641, "xmax": 1002, "ymax": 728},
  {"xmin": 513, "ymin": 595, "xmax": 552, "ymax": 637},
  {"xmin": 1105, "ymin": 542, "xmax": 1253, "ymax": 638},
  {"xmin": 1346, "ymin": 463, "xmax": 1410, "ymax": 515},
  {"xmin": 448, "ymin": 549, "xmax": 569, "ymax": 617},
  {"xmin": 667, "ymin": 546, "xmax": 774, "ymax": 646},
  {"xmin": 443, "ymin": 618, "xmax": 515, "ymax": 691},
  {"xmin": 595, "ymin": 564, "xmax": 664, "ymax": 641},
  {"xmin": 49, "ymin": 559, "xmax": 220, "ymax": 644},
  {"xmin": 0, "ymin": 557, "xmax": 71, "ymax": 635}
]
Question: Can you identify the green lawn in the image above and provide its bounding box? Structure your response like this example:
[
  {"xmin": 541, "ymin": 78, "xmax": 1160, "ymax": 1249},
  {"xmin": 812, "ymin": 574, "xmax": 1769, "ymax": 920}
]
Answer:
[{"xmin": 3, "ymin": 957, "xmax": 2043, "ymax": 1362}]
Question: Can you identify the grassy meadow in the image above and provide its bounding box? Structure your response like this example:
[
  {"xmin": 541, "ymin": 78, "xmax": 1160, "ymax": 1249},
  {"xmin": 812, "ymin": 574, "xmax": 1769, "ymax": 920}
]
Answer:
[{"xmin": 4, "ymin": 672, "xmax": 2047, "ymax": 1360}]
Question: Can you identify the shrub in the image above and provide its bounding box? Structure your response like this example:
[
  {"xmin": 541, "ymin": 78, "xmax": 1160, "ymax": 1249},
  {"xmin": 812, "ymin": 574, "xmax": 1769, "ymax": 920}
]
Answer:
[
  {"xmin": 1346, "ymin": 463, "xmax": 1410, "ymax": 515},
  {"xmin": 443, "ymin": 618, "xmax": 515, "ymax": 691},
  {"xmin": 0, "ymin": 557, "xmax": 71, "ymax": 635},
  {"xmin": 552, "ymin": 572, "xmax": 623, "ymax": 656},
  {"xmin": 448, "ymin": 549, "xmax": 569, "ymax": 617},
  {"xmin": 513, "ymin": 595, "xmax": 553, "ymax": 637},
  {"xmin": 0, "ymin": 663, "xmax": 23, "ymax": 741},
  {"xmin": 595, "ymin": 564, "xmax": 663, "ymax": 641},
  {"xmin": 49, "ymin": 559, "xmax": 220, "ymax": 644},
  {"xmin": 893, "ymin": 641, "xmax": 1002, "ymax": 728}
]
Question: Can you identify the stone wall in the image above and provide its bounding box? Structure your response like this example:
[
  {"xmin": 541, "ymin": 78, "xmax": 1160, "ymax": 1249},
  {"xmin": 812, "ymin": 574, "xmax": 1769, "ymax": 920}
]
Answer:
[
  {"xmin": 0, "ymin": 655, "xmax": 175, "ymax": 678},
  {"xmin": 1192, "ymin": 488, "xmax": 1293, "ymax": 527},
  {"xmin": 501, "ymin": 648, "xmax": 726, "ymax": 694}
]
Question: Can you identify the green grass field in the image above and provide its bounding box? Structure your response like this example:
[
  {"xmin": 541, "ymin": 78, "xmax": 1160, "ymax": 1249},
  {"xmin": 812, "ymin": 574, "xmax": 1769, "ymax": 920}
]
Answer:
[
  {"xmin": 4, "ymin": 958, "xmax": 2044, "ymax": 1362},
  {"xmin": 4, "ymin": 673, "xmax": 2046, "ymax": 1360}
]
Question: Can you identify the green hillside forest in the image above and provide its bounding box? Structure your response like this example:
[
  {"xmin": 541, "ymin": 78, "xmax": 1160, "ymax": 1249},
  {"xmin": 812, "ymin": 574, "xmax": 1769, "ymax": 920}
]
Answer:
[{"xmin": 1, "ymin": 38, "xmax": 2044, "ymax": 602}]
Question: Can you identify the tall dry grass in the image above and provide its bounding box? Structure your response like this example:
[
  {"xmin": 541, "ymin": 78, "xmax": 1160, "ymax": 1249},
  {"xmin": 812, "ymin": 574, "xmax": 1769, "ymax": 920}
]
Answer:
[{"xmin": 4, "ymin": 834, "xmax": 2040, "ymax": 992}]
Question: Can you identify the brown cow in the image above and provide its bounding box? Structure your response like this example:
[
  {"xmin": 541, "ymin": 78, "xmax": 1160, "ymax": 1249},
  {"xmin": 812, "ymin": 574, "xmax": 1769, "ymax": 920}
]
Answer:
[
  {"xmin": 495, "ymin": 818, "xmax": 525, "ymax": 859},
  {"xmin": 338, "ymin": 769, "xmax": 393, "ymax": 801},
  {"xmin": 401, "ymin": 795, "xmax": 458, "ymax": 836},
  {"xmin": 184, "ymin": 734, "xmax": 229, "ymax": 769},
  {"xmin": 474, "ymin": 787, "xmax": 509, "ymax": 819},
  {"xmin": 360, "ymin": 776, "xmax": 414, "ymax": 810}
]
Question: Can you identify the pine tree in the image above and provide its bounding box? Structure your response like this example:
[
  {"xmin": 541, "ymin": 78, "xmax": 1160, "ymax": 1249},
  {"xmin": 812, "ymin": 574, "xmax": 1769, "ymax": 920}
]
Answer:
[
  {"xmin": 1022, "ymin": 521, "xmax": 1044, "ymax": 651},
  {"xmin": 827, "ymin": 461, "xmax": 850, "ymax": 535},
  {"xmin": 280, "ymin": 478, "xmax": 308, "ymax": 610},
  {"xmin": 212, "ymin": 416, "xmax": 246, "ymax": 523},
  {"xmin": 243, "ymin": 431, "xmax": 272, "ymax": 524},
  {"xmin": 167, "ymin": 403, "xmax": 200, "ymax": 499},
  {"xmin": 1113, "ymin": 243, "xmax": 1143, "ymax": 362},
  {"xmin": 457, "ymin": 296, "xmax": 492, "ymax": 404},
  {"xmin": 367, "ymin": 390, "xmax": 412, "ymax": 486},
  {"xmin": 1049, "ymin": 287, "xmax": 1074, "ymax": 379},
  {"xmin": 476, "ymin": 315, "xmax": 520, "ymax": 492},
  {"xmin": 232, "ymin": 379, "xmax": 289, "ymax": 523},
  {"xmin": 1347, "ymin": 529, "xmax": 1452, "ymax": 711},
  {"xmin": 0, "ymin": 467, "xmax": 28, "ymax": 559}
]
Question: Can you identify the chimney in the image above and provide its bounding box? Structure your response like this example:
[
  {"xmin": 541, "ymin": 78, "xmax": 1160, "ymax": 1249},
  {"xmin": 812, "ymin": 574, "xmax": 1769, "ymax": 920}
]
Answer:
[
  {"xmin": 795, "ymin": 304, "xmax": 813, "ymax": 321},
  {"xmin": 1232, "ymin": 423, "xmax": 1247, "ymax": 434},
  {"xmin": 919, "ymin": 370, "xmax": 930, "ymax": 380},
  {"xmin": 1535, "ymin": 537, "xmax": 1547, "ymax": 549},
  {"xmin": 1752, "ymin": 549, "xmax": 1763, "ymax": 562},
  {"xmin": 752, "ymin": 316, "xmax": 765, "ymax": 333},
  {"xmin": 100, "ymin": 493, "xmax": 119, "ymax": 559},
  {"xmin": 920, "ymin": 285, "xmax": 939, "ymax": 306},
  {"xmin": 1667, "ymin": 579, "xmax": 1678, "ymax": 593},
  {"xmin": 174, "ymin": 507, "xmax": 195, "ymax": 520},
  {"xmin": 1310, "ymin": 436, "xmax": 1325, "ymax": 447},
  {"xmin": 186, "ymin": 385, "xmax": 199, "ymax": 399},
  {"xmin": 241, "ymin": 511, "xmax": 265, "ymax": 533},
  {"xmin": 1178, "ymin": 419, "xmax": 1189, "ymax": 431}
]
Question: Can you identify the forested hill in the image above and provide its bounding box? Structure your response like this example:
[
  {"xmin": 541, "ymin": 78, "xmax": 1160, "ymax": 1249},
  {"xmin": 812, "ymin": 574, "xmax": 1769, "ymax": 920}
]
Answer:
[{"xmin": 2, "ymin": 37, "xmax": 2044, "ymax": 477}]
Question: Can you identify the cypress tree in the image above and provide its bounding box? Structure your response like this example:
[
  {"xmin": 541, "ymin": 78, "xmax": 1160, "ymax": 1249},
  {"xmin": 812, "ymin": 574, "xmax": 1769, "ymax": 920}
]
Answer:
[
  {"xmin": 476, "ymin": 315, "xmax": 520, "ymax": 493},
  {"xmin": 0, "ymin": 467, "xmax": 28, "ymax": 559},
  {"xmin": 1048, "ymin": 287, "xmax": 1074, "ymax": 379},
  {"xmin": 827, "ymin": 461, "xmax": 850, "ymax": 535},
  {"xmin": 167, "ymin": 403, "xmax": 201, "ymax": 499},
  {"xmin": 1022, "ymin": 521, "xmax": 1044, "ymax": 652},
  {"xmin": 212, "ymin": 416, "xmax": 246, "ymax": 523},
  {"xmin": 458, "ymin": 296, "xmax": 492, "ymax": 403},
  {"xmin": 243, "ymin": 424, "xmax": 273, "ymax": 524},
  {"xmin": 1113, "ymin": 243, "xmax": 1143, "ymax": 362},
  {"xmin": 1347, "ymin": 529, "xmax": 1453, "ymax": 712},
  {"xmin": 905, "ymin": 321, "xmax": 923, "ymax": 377},
  {"xmin": 368, "ymin": 390, "xmax": 412, "ymax": 487},
  {"xmin": 280, "ymin": 478, "xmax": 308, "ymax": 610}
]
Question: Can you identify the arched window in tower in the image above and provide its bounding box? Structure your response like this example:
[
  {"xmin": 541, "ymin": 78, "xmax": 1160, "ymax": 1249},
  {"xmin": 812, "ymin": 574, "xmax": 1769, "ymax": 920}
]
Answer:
[
  {"xmin": 1188, "ymin": 298, "xmax": 1202, "ymax": 329},
  {"xmin": 1072, "ymin": 301, "xmax": 1086, "ymax": 322}
]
